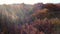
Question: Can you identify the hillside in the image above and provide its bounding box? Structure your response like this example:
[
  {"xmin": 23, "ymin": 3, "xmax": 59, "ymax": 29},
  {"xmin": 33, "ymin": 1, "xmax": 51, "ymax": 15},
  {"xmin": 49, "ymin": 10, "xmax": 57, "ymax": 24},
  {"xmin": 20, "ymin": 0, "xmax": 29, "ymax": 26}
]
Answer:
[{"xmin": 0, "ymin": 3, "xmax": 60, "ymax": 34}]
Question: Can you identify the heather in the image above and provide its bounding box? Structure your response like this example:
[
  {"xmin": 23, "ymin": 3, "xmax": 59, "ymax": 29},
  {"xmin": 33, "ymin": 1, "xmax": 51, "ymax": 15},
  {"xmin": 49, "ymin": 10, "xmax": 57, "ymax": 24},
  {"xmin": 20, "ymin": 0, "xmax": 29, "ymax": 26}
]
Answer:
[{"xmin": 0, "ymin": 3, "xmax": 60, "ymax": 34}]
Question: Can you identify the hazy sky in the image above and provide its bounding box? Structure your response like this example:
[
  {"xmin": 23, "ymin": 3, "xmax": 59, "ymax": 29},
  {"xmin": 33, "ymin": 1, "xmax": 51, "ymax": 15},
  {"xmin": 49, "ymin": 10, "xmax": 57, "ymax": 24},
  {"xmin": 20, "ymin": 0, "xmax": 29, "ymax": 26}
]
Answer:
[{"xmin": 0, "ymin": 0, "xmax": 60, "ymax": 4}]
